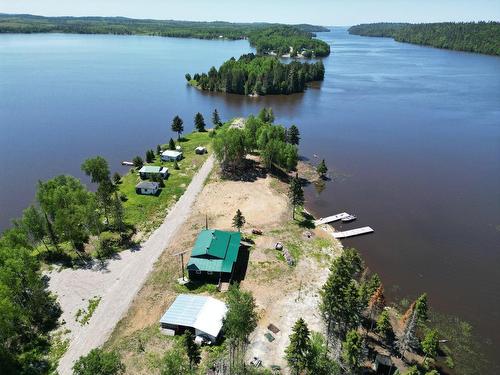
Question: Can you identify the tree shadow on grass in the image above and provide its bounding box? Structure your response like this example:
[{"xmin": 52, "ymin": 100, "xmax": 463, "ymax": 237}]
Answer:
[{"xmin": 297, "ymin": 211, "xmax": 316, "ymax": 229}]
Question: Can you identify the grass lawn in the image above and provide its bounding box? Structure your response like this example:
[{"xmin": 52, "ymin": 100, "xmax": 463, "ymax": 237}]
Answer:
[{"xmin": 119, "ymin": 131, "xmax": 212, "ymax": 234}]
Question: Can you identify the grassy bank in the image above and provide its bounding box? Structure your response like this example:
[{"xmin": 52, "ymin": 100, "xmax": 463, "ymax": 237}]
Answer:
[{"xmin": 119, "ymin": 131, "xmax": 212, "ymax": 235}]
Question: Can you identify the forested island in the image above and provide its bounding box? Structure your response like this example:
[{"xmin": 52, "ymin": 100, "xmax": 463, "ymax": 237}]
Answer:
[
  {"xmin": 348, "ymin": 22, "xmax": 500, "ymax": 56},
  {"xmin": 0, "ymin": 14, "xmax": 330, "ymax": 57},
  {"xmin": 187, "ymin": 53, "xmax": 325, "ymax": 95}
]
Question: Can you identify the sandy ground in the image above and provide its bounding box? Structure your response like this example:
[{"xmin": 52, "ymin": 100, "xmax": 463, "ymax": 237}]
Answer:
[
  {"xmin": 101, "ymin": 160, "xmax": 343, "ymax": 374},
  {"xmin": 48, "ymin": 156, "xmax": 214, "ymax": 375},
  {"xmin": 244, "ymin": 227, "xmax": 342, "ymax": 371}
]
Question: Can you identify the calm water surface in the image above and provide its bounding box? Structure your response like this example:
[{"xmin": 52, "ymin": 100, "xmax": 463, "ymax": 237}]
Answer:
[{"xmin": 1, "ymin": 29, "xmax": 499, "ymax": 371}]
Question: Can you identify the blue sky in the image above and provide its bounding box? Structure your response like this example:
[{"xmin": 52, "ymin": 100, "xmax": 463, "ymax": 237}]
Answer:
[{"xmin": 1, "ymin": 0, "xmax": 499, "ymax": 25}]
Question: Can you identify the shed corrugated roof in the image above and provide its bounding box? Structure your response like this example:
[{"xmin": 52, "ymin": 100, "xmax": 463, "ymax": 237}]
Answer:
[
  {"xmin": 139, "ymin": 165, "xmax": 166, "ymax": 173},
  {"xmin": 159, "ymin": 294, "xmax": 227, "ymax": 338},
  {"xmin": 162, "ymin": 150, "xmax": 182, "ymax": 157}
]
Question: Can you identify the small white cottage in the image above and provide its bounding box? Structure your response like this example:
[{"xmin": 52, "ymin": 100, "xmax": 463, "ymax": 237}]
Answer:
[
  {"xmin": 161, "ymin": 150, "xmax": 183, "ymax": 162},
  {"xmin": 135, "ymin": 181, "xmax": 160, "ymax": 195}
]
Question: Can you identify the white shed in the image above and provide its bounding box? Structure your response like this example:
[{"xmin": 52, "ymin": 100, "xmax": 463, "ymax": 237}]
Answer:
[
  {"xmin": 159, "ymin": 294, "xmax": 227, "ymax": 343},
  {"xmin": 161, "ymin": 150, "xmax": 183, "ymax": 162},
  {"xmin": 195, "ymin": 146, "xmax": 207, "ymax": 155}
]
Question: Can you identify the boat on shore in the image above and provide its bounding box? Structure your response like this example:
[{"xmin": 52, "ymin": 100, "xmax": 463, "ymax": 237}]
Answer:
[{"xmin": 121, "ymin": 161, "xmax": 134, "ymax": 166}]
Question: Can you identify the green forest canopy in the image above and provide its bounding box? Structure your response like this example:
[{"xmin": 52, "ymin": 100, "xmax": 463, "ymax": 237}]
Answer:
[
  {"xmin": 348, "ymin": 22, "xmax": 500, "ymax": 56},
  {"xmin": 0, "ymin": 14, "xmax": 329, "ymax": 57},
  {"xmin": 190, "ymin": 53, "xmax": 325, "ymax": 95}
]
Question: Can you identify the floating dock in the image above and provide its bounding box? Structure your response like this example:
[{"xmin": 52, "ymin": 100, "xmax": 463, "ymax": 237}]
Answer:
[
  {"xmin": 314, "ymin": 212, "xmax": 350, "ymax": 225},
  {"xmin": 333, "ymin": 226, "xmax": 374, "ymax": 239}
]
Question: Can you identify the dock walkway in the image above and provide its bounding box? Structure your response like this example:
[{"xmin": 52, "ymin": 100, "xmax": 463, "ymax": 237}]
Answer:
[
  {"xmin": 314, "ymin": 212, "xmax": 350, "ymax": 226},
  {"xmin": 333, "ymin": 226, "xmax": 374, "ymax": 239}
]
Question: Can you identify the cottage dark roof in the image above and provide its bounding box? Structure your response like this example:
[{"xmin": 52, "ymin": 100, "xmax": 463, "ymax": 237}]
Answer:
[{"xmin": 136, "ymin": 181, "xmax": 159, "ymax": 189}]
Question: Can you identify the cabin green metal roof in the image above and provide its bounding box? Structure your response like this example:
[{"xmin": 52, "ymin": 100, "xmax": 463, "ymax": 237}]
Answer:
[{"xmin": 187, "ymin": 230, "xmax": 241, "ymax": 274}]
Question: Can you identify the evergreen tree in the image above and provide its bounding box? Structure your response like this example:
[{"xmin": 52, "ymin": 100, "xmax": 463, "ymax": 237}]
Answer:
[
  {"xmin": 288, "ymin": 174, "xmax": 304, "ymax": 220},
  {"xmin": 112, "ymin": 172, "xmax": 121, "ymax": 185},
  {"xmin": 421, "ymin": 329, "xmax": 439, "ymax": 365},
  {"xmin": 223, "ymin": 284, "xmax": 258, "ymax": 372},
  {"xmin": 320, "ymin": 248, "xmax": 364, "ymax": 344},
  {"xmin": 132, "ymin": 156, "xmax": 144, "ymax": 169},
  {"xmin": 317, "ymin": 159, "xmax": 328, "ymax": 178},
  {"xmin": 212, "ymin": 108, "xmax": 222, "ymax": 128},
  {"xmin": 342, "ymin": 330, "xmax": 364, "ymax": 372},
  {"xmin": 232, "ymin": 209, "xmax": 246, "ymax": 232},
  {"xmin": 185, "ymin": 73, "xmax": 192, "ymax": 82},
  {"xmin": 194, "ymin": 112, "xmax": 206, "ymax": 132},
  {"xmin": 146, "ymin": 149, "xmax": 155, "ymax": 163},
  {"xmin": 287, "ymin": 124, "xmax": 300, "ymax": 145},
  {"xmin": 375, "ymin": 310, "xmax": 394, "ymax": 341},
  {"xmin": 285, "ymin": 318, "xmax": 312, "ymax": 375},
  {"xmin": 171, "ymin": 115, "xmax": 184, "ymax": 140},
  {"xmin": 169, "ymin": 138, "xmax": 176, "ymax": 150},
  {"xmin": 156, "ymin": 144, "xmax": 162, "ymax": 155},
  {"xmin": 415, "ymin": 293, "xmax": 429, "ymax": 322},
  {"xmin": 183, "ymin": 331, "xmax": 201, "ymax": 370}
]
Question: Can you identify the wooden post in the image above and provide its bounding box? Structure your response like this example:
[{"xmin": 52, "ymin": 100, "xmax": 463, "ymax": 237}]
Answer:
[{"xmin": 173, "ymin": 250, "xmax": 188, "ymax": 281}]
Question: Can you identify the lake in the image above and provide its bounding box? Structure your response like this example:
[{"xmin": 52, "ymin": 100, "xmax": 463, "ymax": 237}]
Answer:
[{"xmin": 1, "ymin": 29, "xmax": 499, "ymax": 371}]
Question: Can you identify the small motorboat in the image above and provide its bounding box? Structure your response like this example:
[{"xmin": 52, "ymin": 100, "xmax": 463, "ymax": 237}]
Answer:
[
  {"xmin": 121, "ymin": 161, "xmax": 134, "ymax": 166},
  {"xmin": 341, "ymin": 214, "xmax": 357, "ymax": 223}
]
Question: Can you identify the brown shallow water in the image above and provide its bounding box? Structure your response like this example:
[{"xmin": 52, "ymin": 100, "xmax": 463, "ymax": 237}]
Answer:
[{"xmin": 1, "ymin": 28, "xmax": 499, "ymax": 372}]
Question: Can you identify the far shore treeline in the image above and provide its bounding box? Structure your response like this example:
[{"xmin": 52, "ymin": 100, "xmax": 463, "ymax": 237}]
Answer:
[
  {"xmin": 187, "ymin": 53, "xmax": 325, "ymax": 95},
  {"xmin": 0, "ymin": 14, "xmax": 330, "ymax": 58},
  {"xmin": 348, "ymin": 21, "xmax": 500, "ymax": 56}
]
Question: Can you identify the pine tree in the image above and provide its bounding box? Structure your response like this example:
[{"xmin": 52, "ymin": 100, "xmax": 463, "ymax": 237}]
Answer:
[
  {"xmin": 194, "ymin": 112, "xmax": 206, "ymax": 132},
  {"xmin": 317, "ymin": 159, "xmax": 328, "ymax": 178},
  {"xmin": 146, "ymin": 149, "xmax": 154, "ymax": 163},
  {"xmin": 421, "ymin": 329, "xmax": 439, "ymax": 365},
  {"xmin": 212, "ymin": 108, "xmax": 222, "ymax": 128},
  {"xmin": 112, "ymin": 172, "xmax": 121, "ymax": 185},
  {"xmin": 185, "ymin": 73, "xmax": 192, "ymax": 82},
  {"xmin": 171, "ymin": 115, "xmax": 184, "ymax": 140},
  {"xmin": 375, "ymin": 310, "xmax": 394, "ymax": 341},
  {"xmin": 183, "ymin": 331, "xmax": 201, "ymax": 370},
  {"xmin": 288, "ymin": 124, "xmax": 300, "ymax": 145},
  {"xmin": 169, "ymin": 138, "xmax": 176, "ymax": 150},
  {"xmin": 232, "ymin": 209, "xmax": 246, "ymax": 232},
  {"xmin": 133, "ymin": 156, "xmax": 144, "ymax": 169},
  {"xmin": 342, "ymin": 330, "xmax": 364, "ymax": 372},
  {"xmin": 288, "ymin": 174, "xmax": 304, "ymax": 220},
  {"xmin": 285, "ymin": 318, "xmax": 312, "ymax": 375},
  {"xmin": 156, "ymin": 144, "xmax": 161, "ymax": 155}
]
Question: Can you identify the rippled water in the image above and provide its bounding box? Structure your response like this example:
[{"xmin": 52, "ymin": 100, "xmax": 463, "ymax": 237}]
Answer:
[{"xmin": 1, "ymin": 28, "xmax": 499, "ymax": 371}]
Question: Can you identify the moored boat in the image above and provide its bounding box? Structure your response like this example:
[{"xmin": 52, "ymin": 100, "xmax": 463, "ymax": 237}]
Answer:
[{"xmin": 341, "ymin": 214, "xmax": 357, "ymax": 222}]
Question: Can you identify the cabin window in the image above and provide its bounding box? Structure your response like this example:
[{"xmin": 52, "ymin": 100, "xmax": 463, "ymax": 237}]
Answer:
[
  {"xmin": 207, "ymin": 271, "xmax": 213, "ymax": 275},
  {"xmin": 196, "ymin": 270, "xmax": 201, "ymax": 275}
]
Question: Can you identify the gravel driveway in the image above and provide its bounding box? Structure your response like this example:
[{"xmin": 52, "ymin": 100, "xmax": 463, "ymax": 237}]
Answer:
[{"xmin": 50, "ymin": 156, "xmax": 214, "ymax": 375}]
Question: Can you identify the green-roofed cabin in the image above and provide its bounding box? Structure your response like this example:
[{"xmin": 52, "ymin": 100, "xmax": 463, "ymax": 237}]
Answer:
[{"xmin": 187, "ymin": 229, "xmax": 241, "ymax": 282}]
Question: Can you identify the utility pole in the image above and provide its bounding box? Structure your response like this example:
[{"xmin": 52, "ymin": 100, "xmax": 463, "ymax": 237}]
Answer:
[{"xmin": 173, "ymin": 250, "xmax": 189, "ymax": 282}]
